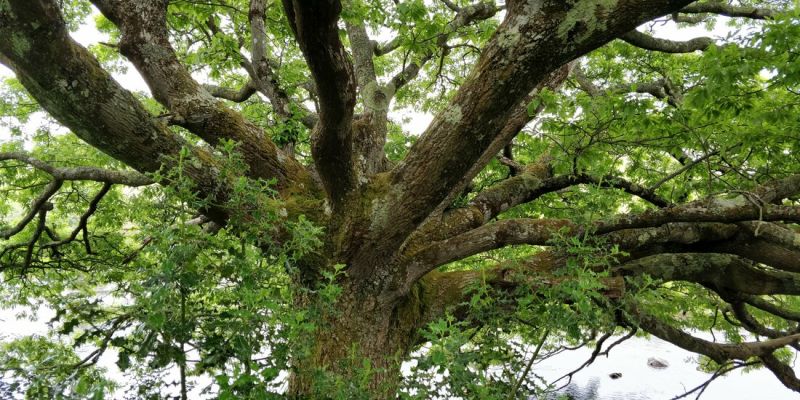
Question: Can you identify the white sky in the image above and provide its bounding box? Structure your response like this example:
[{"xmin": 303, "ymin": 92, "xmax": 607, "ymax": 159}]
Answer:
[{"xmin": 0, "ymin": 6, "xmax": 792, "ymax": 399}]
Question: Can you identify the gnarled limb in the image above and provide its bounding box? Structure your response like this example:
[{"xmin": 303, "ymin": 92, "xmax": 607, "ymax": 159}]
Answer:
[
  {"xmin": 414, "ymin": 250, "xmax": 625, "ymax": 326},
  {"xmin": 91, "ymin": 0, "xmax": 310, "ymax": 191},
  {"xmin": 405, "ymin": 173, "xmax": 800, "ymax": 293},
  {"xmin": 403, "ymin": 218, "xmax": 572, "ymax": 288},
  {"xmin": 736, "ymin": 221, "xmax": 800, "ymax": 252},
  {"xmin": 595, "ymin": 173, "xmax": 800, "ymax": 233},
  {"xmin": 407, "ymin": 168, "xmax": 675, "ymax": 260},
  {"xmin": 244, "ymin": 0, "xmax": 317, "ymax": 133}
]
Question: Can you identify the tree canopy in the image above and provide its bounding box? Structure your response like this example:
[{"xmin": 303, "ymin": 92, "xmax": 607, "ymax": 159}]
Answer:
[{"xmin": 1, "ymin": 0, "xmax": 800, "ymax": 398}]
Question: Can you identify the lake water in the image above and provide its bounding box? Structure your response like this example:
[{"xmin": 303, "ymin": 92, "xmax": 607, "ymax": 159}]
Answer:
[
  {"xmin": 534, "ymin": 335, "xmax": 799, "ymax": 400},
  {"xmin": 2, "ymin": 307, "xmax": 798, "ymax": 399}
]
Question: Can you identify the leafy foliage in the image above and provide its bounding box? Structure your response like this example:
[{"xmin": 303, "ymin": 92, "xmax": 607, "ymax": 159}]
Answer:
[{"xmin": 1, "ymin": 0, "xmax": 800, "ymax": 398}]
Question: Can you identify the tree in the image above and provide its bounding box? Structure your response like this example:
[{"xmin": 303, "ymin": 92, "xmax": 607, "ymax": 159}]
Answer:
[{"xmin": 1, "ymin": 0, "xmax": 800, "ymax": 397}]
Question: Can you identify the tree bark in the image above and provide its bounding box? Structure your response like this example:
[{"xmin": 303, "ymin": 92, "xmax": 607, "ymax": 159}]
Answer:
[{"xmin": 286, "ymin": 282, "xmax": 424, "ymax": 398}]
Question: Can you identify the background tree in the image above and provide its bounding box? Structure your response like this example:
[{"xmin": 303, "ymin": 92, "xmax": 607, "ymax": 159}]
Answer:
[{"xmin": 1, "ymin": 0, "xmax": 800, "ymax": 398}]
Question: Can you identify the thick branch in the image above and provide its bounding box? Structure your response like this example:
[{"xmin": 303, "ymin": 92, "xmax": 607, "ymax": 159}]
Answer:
[
  {"xmin": 404, "ymin": 175, "xmax": 800, "ymax": 289},
  {"xmin": 619, "ymin": 253, "xmax": 800, "ymax": 296},
  {"xmin": 282, "ymin": 0, "xmax": 357, "ymax": 206},
  {"xmin": 203, "ymin": 81, "xmax": 257, "ymax": 103},
  {"xmin": 743, "ymin": 295, "xmax": 800, "ymax": 323},
  {"xmin": 346, "ymin": 22, "xmax": 392, "ymax": 176},
  {"xmin": 346, "ymin": 22, "xmax": 378, "ymax": 92},
  {"xmin": 595, "ymin": 174, "xmax": 800, "ymax": 233},
  {"xmin": 620, "ymin": 30, "xmax": 713, "ymax": 53},
  {"xmin": 414, "ymin": 252, "xmax": 624, "ymax": 326},
  {"xmin": 404, "ymin": 218, "xmax": 571, "ymax": 287},
  {"xmin": 761, "ymin": 353, "xmax": 800, "ymax": 392},
  {"xmin": 737, "ymin": 221, "xmax": 800, "ymax": 252},
  {"xmin": 407, "ymin": 169, "xmax": 672, "ymax": 259},
  {"xmin": 407, "ymin": 220, "xmax": 745, "ymax": 292},
  {"xmin": 244, "ymin": 0, "xmax": 317, "ymax": 131}
]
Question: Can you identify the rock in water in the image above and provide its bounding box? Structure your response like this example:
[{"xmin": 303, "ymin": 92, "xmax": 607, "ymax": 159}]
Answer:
[{"xmin": 647, "ymin": 357, "xmax": 669, "ymax": 369}]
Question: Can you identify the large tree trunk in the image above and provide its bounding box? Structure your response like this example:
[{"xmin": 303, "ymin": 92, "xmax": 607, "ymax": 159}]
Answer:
[{"xmin": 287, "ymin": 281, "xmax": 424, "ymax": 398}]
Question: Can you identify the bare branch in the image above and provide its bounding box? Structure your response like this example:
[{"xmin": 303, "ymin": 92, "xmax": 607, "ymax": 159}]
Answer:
[
  {"xmin": 498, "ymin": 155, "xmax": 524, "ymax": 175},
  {"xmin": 0, "ymin": 152, "xmax": 153, "ymax": 186},
  {"xmin": 374, "ymin": 36, "xmax": 402, "ymax": 56},
  {"xmin": 23, "ymin": 206, "xmax": 49, "ymax": 268},
  {"xmin": 743, "ymin": 295, "xmax": 800, "ymax": 323},
  {"xmin": 573, "ymin": 64, "xmax": 684, "ymax": 106},
  {"xmin": 680, "ymin": 2, "xmax": 779, "ymax": 20},
  {"xmin": 572, "ymin": 173, "xmax": 672, "ymax": 207},
  {"xmin": 386, "ymin": 2, "xmax": 501, "ymax": 94},
  {"xmin": 649, "ymin": 150, "xmax": 719, "ymax": 191},
  {"xmin": 621, "ymin": 30, "xmax": 714, "ymax": 53},
  {"xmin": 669, "ymin": 360, "xmax": 759, "ymax": 400},
  {"xmin": 0, "ymin": 180, "xmax": 62, "ymax": 240},
  {"xmin": 550, "ymin": 330, "xmax": 635, "ymax": 393},
  {"xmin": 440, "ymin": 0, "xmax": 460, "ymax": 12},
  {"xmin": 389, "ymin": 54, "xmax": 434, "ymax": 93},
  {"xmin": 41, "ymin": 183, "xmax": 113, "ymax": 251},
  {"xmin": 629, "ymin": 303, "xmax": 800, "ymax": 363}
]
